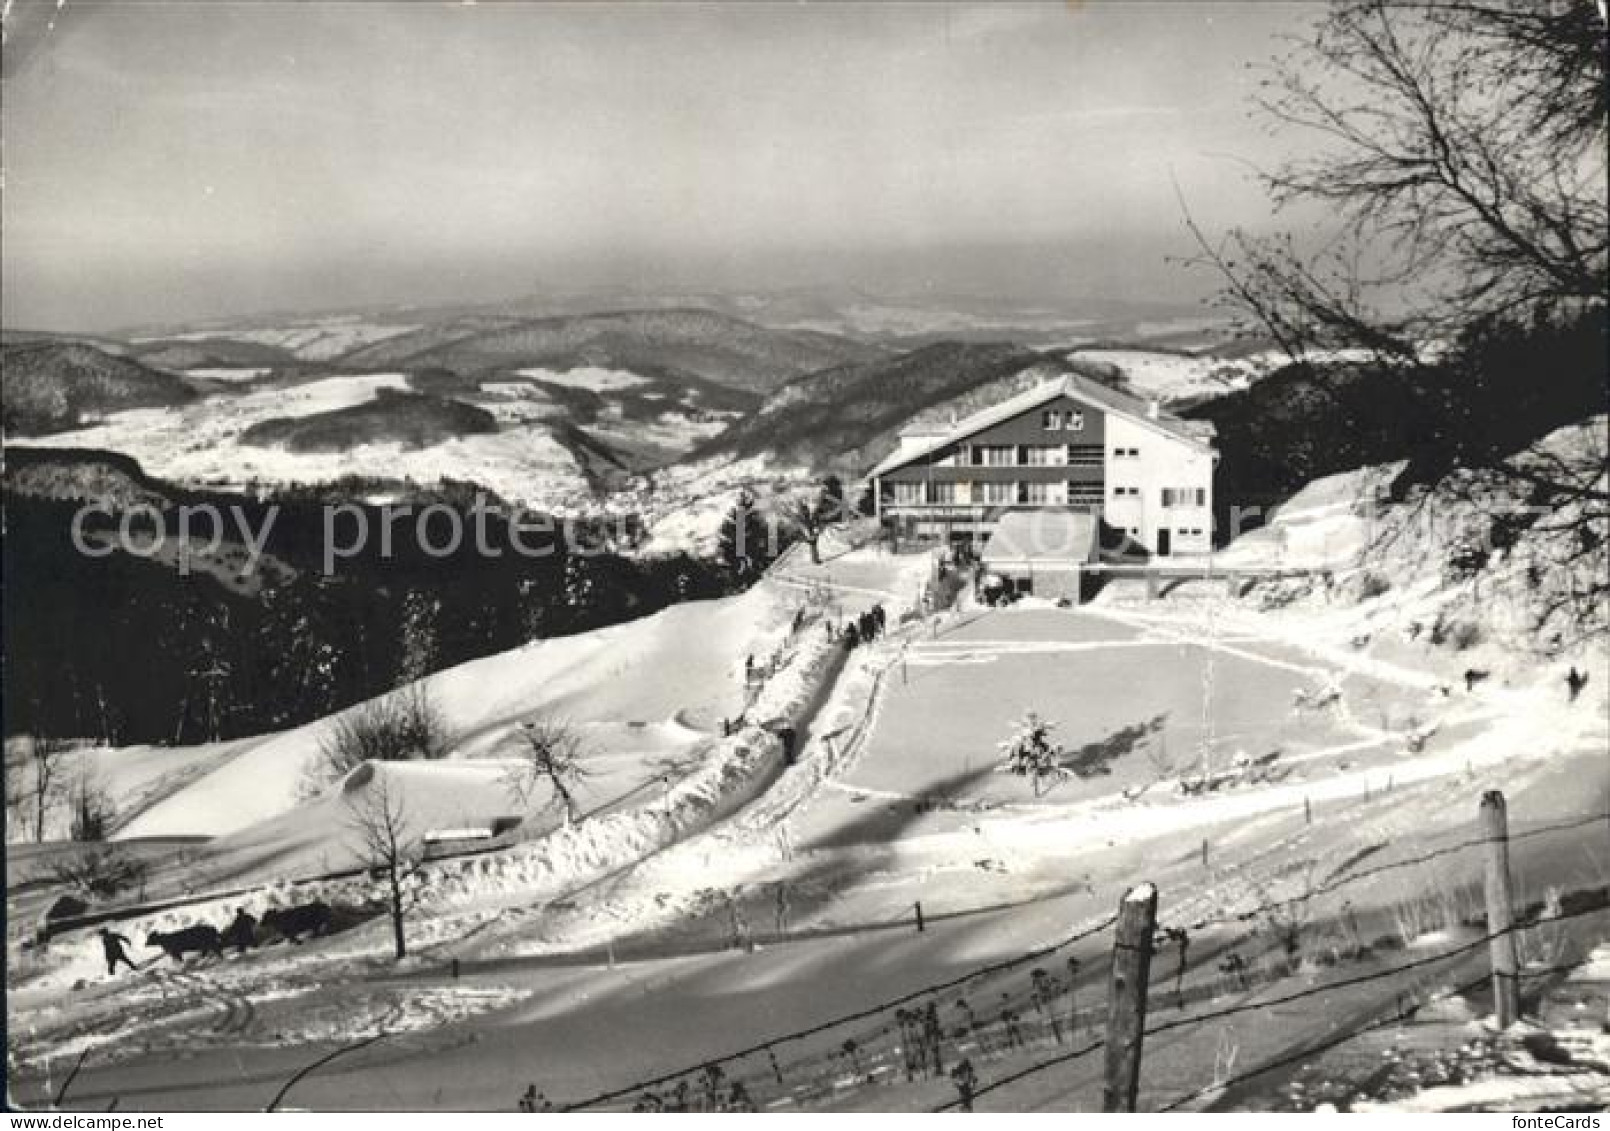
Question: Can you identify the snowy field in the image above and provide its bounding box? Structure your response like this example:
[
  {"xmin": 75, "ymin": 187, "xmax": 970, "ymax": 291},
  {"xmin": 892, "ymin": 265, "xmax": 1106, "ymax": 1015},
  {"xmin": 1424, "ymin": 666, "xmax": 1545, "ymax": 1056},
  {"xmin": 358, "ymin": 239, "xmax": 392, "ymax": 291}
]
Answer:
[
  {"xmin": 5, "ymin": 372, "xmax": 594, "ymax": 510},
  {"xmin": 1068, "ymin": 348, "xmax": 1265, "ymax": 402},
  {"xmin": 787, "ymin": 602, "xmax": 1439, "ymax": 851},
  {"xmin": 582, "ymin": 405, "xmax": 737, "ymax": 459},
  {"xmin": 1212, "ymin": 463, "xmax": 1406, "ymax": 570},
  {"xmin": 515, "ymin": 365, "xmax": 651, "ymax": 393},
  {"xmin": 1066, "ymin": 345, "xmax": 1392, "ymax": 404},
  {"xmin": 140, "ymin": 319, "xmax": 418, "ymax": 362}
]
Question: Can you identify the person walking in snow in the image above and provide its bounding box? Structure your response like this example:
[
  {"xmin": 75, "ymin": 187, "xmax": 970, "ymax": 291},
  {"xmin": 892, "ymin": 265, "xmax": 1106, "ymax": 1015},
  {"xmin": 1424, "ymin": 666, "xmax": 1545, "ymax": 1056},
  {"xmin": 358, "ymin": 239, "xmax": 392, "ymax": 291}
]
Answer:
[
  {"xmin": 1567, "ymin": 666, "xmax": 1588, "ymax": 702},
  {"xmin": 99, "ymin": 928, "xmax": 137, "ymax": 975}
]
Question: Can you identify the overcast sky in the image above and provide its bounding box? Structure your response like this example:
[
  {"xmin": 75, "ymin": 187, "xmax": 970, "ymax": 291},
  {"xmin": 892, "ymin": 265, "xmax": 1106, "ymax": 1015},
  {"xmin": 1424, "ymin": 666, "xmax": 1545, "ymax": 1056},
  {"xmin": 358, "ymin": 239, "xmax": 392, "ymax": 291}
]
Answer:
[{"xmin": 2, "ymin": 1, "xmax": 1322, "ymax": 331}]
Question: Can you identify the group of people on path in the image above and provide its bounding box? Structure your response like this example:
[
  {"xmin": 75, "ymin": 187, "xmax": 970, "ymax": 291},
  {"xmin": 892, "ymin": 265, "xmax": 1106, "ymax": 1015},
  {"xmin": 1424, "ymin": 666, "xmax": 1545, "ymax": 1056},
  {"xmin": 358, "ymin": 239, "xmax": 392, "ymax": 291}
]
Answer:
[{"xmin": 829, "ymin": 603, "xmax": 887, "ymax": 651}]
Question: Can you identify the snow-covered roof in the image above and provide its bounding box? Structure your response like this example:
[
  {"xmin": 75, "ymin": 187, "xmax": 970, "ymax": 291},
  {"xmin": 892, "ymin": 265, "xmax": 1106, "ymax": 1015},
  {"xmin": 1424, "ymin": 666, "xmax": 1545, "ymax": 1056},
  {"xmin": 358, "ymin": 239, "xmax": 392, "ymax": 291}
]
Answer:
[
  {"xmin": 898, "ymin": 421, "xmax": 954, "ymax": 438},
  {"xmin": 867, "ymin": 373, "xmax": 1216, "ymax": 479},
  {"xmin": 423, "ymin": 826, "xmax": 498, "ymax": 842},
  {"xmin": 981, "ymin": 509, "xmax": 1099, "ymax": 566}
]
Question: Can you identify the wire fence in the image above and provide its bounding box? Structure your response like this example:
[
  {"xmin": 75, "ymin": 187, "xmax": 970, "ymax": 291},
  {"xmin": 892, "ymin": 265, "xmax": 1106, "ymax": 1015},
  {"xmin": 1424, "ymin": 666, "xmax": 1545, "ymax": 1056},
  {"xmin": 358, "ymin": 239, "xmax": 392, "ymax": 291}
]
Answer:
[
  {"xmin": 559, "ymin": 912, "xmax": 1120, "ymax": 1111},
  {"xmin": 551, "ymin": 804, "xmax": 1608, "ymax": 1114},
  {"xmin": 932, "ymin": 881, "xmax": 1608, "ymax": 1111}
]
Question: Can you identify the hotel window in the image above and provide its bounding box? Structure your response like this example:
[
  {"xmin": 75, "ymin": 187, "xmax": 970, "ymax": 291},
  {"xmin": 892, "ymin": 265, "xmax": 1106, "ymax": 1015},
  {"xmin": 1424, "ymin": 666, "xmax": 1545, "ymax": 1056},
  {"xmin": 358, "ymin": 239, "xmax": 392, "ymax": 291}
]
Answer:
[
  {"xmin": 1063, "ymin": 411, "xmax": 1085, "ymax": 431},
  {"xmin": 1068, "ymin": 444, "xmax": 1103, "ymax": 466},
  {"xmin": 1020, "ymin": 481, "xmax": 1060, "ymax": 505},
  {"xmin": 975, "ymin": 445, "xmax": 1015, "ymax": 467},
  {"xmin": 1024, "ymin": 445, "xmax": 1065, "ymax": 466},
  {"xmin": 1068, "ymin": 482, "xmax": 1105, "ymax": 505},
  {"xmin": 1112, "ymin": 485, "xmax": 1139, "ymax": 498},
  {"xmin": 928, "ymin": 481, "xmax": 958, "ymax": 504},
  {"xmin": 1042, "ymin": 410, "xmax": 1062, "ymax": 429},
  {"xmin": 1112, "ymin": 446, "xmax": 1140, "ymax": 459},
  {"xmin": 1162, "ymin": 487, "xmax": 1208, "ymax": 508},
  {"xmin": 889, "ymin": 482, "xmax": 922, "ymax": 505},
  {"xmin": 980, "ymin": 481, "xmax": 1015, "ymax": 504}
]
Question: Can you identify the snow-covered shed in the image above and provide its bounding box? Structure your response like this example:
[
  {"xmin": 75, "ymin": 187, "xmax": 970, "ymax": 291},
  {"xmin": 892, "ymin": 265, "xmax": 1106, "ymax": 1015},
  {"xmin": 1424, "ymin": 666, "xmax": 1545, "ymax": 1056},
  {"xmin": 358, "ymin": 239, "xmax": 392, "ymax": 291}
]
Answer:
[{"xmin": 980, "ymin": 509, "xmax": 1099, "ymax": 602}]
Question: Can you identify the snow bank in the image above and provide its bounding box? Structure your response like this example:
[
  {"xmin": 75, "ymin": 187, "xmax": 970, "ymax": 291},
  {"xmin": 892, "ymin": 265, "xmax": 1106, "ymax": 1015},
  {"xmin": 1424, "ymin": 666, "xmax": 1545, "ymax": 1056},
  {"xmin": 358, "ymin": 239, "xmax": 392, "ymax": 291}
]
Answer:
[
  {"xmin": 119, "ymin": 585, "xmax": 788, "ymax": 839},
  {"xmin": 1353, "ymin": 1070, "xmax": 1610, "ymax": 1112},
  {"xmin": 413, "ymin": 627, "xmax": 847, "ymax": 911}
]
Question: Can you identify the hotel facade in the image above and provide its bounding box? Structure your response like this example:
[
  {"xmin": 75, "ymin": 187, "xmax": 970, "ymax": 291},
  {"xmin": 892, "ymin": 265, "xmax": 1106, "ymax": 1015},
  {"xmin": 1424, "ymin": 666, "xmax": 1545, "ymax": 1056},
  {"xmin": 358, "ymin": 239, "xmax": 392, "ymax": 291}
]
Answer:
[{"xmin": 866, "ymin": 374, "xmax": 1218, "ymax": 560}]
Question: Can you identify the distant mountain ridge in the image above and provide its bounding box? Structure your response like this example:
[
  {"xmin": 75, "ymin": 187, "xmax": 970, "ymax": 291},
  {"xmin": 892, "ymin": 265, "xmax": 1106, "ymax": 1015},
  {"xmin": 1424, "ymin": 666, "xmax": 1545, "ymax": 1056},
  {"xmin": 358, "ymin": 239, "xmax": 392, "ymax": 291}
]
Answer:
[
  {"xmin": 128, "ymin": 337, "xmax": 303, "ymax": 371},
  {"xmin": 701, "ymin": 340, "xmax": 1058, "ymax": 473},
  {"xmin": 336, "ymin": 307, "xmax": 886, "ymax": 394}
]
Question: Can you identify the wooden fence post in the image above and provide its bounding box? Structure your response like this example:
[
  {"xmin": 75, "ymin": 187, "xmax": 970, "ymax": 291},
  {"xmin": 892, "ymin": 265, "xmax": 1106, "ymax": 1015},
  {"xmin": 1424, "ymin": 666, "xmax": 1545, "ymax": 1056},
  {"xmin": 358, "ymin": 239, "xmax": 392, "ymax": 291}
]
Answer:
[
  {"xmin": 1102, "ymin": 882, "xmax": 1158, "ymax": 1112},
  {"xmin": 1066, "ymin": 956, "xmax": 1081, "ymax": 1035},
  {"xmin": 1480, "ymin": 790, "xmax": 1520, "ymax": 1028},
  {"xmin": 915, "ymin": 900, "xmax": 926, "ymax": 934}
]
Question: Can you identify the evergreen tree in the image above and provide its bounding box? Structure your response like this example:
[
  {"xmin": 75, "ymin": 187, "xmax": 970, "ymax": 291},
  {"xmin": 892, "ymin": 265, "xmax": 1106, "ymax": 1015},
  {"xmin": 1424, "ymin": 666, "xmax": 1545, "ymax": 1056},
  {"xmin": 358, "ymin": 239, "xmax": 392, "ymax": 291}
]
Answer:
[
  {"xmin": 396, "ymin": 586, "xmax": 442, "ymax": 684},
  {"xmin": 562, "ymin": 554, "xmax": 603, "ymax": 627},
  {"xmin": 997, "ymin": 711, "xmax": 1069, "ymax": 797}
]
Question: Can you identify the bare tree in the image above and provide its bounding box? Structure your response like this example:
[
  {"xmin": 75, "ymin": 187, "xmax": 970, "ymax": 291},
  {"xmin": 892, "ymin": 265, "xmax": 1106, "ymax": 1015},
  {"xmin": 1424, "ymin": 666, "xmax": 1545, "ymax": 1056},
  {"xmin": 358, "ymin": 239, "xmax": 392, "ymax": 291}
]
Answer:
[
  {"xmin": 780, "ymin": 479, "xmax": 847, "ymax": 566},
  {"xmin": 1144, "ymin": 731, "xmax": 1174, "ymax": 785},
  {"xmin": 1184, "ymin": 0, "xmax": 1608, "ymax": 639},
  {"xmin": 344, "ymin": 767, "xmax": 423, "ymax": 960},
  {"xmin": 1208, "ymin": 0, "xmax": 1605, "ymax": 352},
  {"xmin": 66, "ymin": 765, "xmax": 115, "ymax": 842},
  {"xmin": 4, "ymin": 747, "xmax": 27, "ymax": 836},
  {"xmin": 308, "ymin": 682, "xmax": 450, "ymax": 796},
  {"xmin": 25, "ymin": 731, "xmax": 70, "ymax": 843},
  {"xmin": 504, "ymin": 715, "xmax": 593, "ymax": 826},
  {"xmin": 49, "ymin": 846, "xmax": 149, "ymax": 902}
]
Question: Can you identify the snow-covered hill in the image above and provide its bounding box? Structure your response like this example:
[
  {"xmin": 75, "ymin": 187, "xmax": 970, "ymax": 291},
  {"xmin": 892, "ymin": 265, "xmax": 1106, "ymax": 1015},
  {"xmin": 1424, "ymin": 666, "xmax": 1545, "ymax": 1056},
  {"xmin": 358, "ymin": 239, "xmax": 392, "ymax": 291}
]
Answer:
[{"xmin": 109, "ymin": 581, "xmax": 799, "ymax": 841}]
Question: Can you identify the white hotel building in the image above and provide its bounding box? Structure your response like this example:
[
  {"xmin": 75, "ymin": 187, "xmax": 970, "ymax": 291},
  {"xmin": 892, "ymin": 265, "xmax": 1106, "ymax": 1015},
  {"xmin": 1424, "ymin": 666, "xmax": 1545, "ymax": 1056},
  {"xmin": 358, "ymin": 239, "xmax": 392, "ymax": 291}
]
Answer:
[{"xmin": 866, "ymin": 374, "xmax": 1218, "ymax": 595}]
